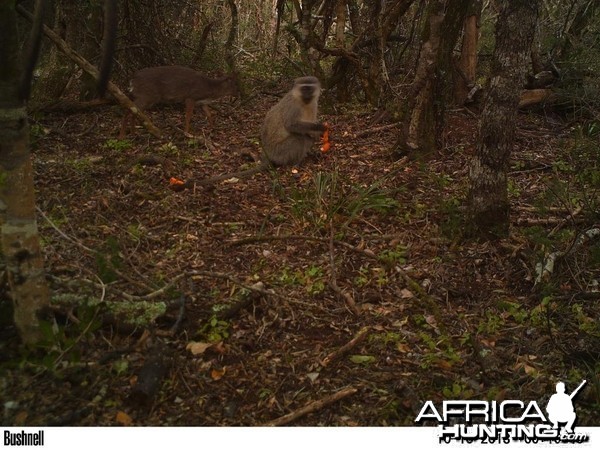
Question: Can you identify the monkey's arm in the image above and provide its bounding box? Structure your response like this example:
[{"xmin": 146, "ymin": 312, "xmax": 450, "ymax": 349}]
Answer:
[{"xmin": 286, "ymin": 120, "xmax": 326, "ymax": 135}]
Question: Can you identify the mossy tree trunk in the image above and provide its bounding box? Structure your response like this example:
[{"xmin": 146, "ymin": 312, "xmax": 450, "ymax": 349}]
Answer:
[
  {"xmin": 0, "ymin": 0, "xmax": 50, "ymax": 345},
  {"xmin": 467, "ymin": 0, "xmax": 539, "ymax": 238}
]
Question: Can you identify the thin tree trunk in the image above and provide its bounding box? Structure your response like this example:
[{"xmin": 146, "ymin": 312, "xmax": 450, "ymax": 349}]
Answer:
[
  {"xmin": 335, "ymin": 0, "xmax": 346, "ymax": 46},
  {"xmin": 455, "ymin": 0, "xmax": 482, "ymax": 104},
  {"xmin": 394, "ymin": 0, "xmax": 444, "ymax": 156},
  {"xmin": 0, "ymin": 0, "xmax": 50, "ymax": 345},
  {"xmin": 394, "ymin": 0, "xmax": 470, "ymax": 157},
  {"xmin": 273, "ymin": 0, "xmax": 284, "ymax": 54},
  {"xmin": 468, "ymin": 0, "xmax": 539, "ymax": 238},
  {"xmin": 225, "ymin": 0, "xmax": 238, "ymax": 73}
]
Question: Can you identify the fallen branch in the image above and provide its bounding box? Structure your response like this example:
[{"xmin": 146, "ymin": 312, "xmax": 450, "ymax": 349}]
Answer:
[
  {"xmin": 216, "ymin": 282, "xmax": 267, "ymax": 320},
  {"xmin": 229, "ymin": 234, "xmax": 377, "ymax": 259},
  {"xmin": 518, "ymin": 88, "xmax": 556, "ymax": 109},
  {"xmin": 327, "ymin": 222, "xmax": 360, "ymax": 315},
  {"xmin": 120, "ymin": 273, "xmax": 187, "ymax": 301},
  {"xmin": 515, "ymin": 205, "xmax": 584, "ymax": 231},
  {"xmin": 535, "ymin": 227, "xmax": 600, "ymax": 284},
  {"xmin": 514, "ymin": 217, "xmax": 585, "ymax": 227},
  {"xmin": 264, "ymin": 386, "xmax": 358, "ymax": 426},
  {"xmin": 37, "ymin": 206, "xmax": 95, "ymax": 253},
  {"xmin": 354, "ymin": 122, "xmax": 400, "ymax": 138},
  {"xmin": 321, "ymin": 327, "xmax": 369, "ymax": 367}
]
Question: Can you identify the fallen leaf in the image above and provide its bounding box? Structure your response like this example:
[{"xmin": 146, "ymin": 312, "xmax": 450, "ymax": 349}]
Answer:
[
  {"xmin": 211, "ymin": 367, "xmax": 226, "ymax": 380},
  {"xmin": 392, "ymin": 317, "xmax": 409, "ymax": 327},
  {"xmin": 400, "ymin": 288, "xmax": 414, "ymax": 299},
  {"xmin": 396, "ymin": 342, "xmax": 410, "ymax": 353},
  {"xmin": 211, "ymin": 341, "xmax": 228, "ymax": 355},
  {"xmin": 14, "ymin": 411, "xmax": 28, "ymax": 425},
  {"xmin": 186, "ymin": 341, "xmax": 212, "ymax": 355},
  {"xmin": 435, "ymin": 359, "xmax": 453, "ymax": 370},
  {"xmin": 306, "ymin": 372, "xmax": 320, "ymax": 382},
  {"xmin": 480, "ymin": 339, "xmax": 496, "ymax": 348},
  {"xmin": 424, "ymin": 314, "xmax": 438, "ymax": 329},
  {"xmin": 349, "ymin": 355, "xmax": 376, "ymax": 365},
  {"xmin": 116, "ymin": 411, "xmax": 133, "ymax": 426}
]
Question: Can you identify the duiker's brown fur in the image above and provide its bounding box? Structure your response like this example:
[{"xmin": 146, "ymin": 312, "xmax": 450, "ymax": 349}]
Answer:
[{"xmin": 120, "ymin": 66, "xmax": 238, "ymax": 137}]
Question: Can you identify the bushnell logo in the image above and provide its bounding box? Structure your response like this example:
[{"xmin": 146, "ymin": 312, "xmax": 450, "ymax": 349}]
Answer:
[{"xmin": 415, "ymin": 380, "xmax": 589, "ymax": 444}]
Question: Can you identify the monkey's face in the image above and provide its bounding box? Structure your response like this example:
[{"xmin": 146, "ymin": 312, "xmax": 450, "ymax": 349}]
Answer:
[
  {"xmin": 299, "ymin": 85, "xmax": 317, "ymax": 104},
  {"xmin": 293, "ymin": 76, "xmax": 321, "ymax": 104}
]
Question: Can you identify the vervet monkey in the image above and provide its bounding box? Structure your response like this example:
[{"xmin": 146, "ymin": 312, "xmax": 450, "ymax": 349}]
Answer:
[{"xmin": 195, "ymin": 76, "xmax": 326, "ymax": 186}]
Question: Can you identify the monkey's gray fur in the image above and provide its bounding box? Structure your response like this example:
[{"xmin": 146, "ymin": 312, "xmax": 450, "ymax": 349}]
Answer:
[
  {"xmin": 260, "ymin": 76, "xmax": 326, "ymax": 166},
  {"xmin": 197, "ymin": 76, "xmax": 325, "ymax": 186}
]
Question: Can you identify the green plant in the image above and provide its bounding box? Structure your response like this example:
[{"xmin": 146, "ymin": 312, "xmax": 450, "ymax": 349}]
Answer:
[
  {"xmin": 379, "ymin": 245, "xmax": 408, "ymax": 266},
  {"xmin": 95, "ymin": 236, "xmax": 123, "ymax": 283},
  {"xmin": 199, "ymin": 315, "xmax": 230, "ymax": 342},
  {"xmin": 126, "ymin": 223, "xmax": 145, "ymax": 243},
  {"xmin": 497, "ymin": 299, "xmax": 528, "ymax": 324},
  {"xmin": 477, "ymin": 310, "xmax": 502, "ymax": 335},
  {"xmin": 34, "ymin": 297, "xmax": 103, "ymax": 371},
  {"xmin": 439, "ymin": 197, "xmax": 464, "ymax": 239},
  {"xmin": 278, "ymin": 267, "xmax": 300, "ymax": 286},
  {"xmin": 289, "ymin": 169, "xmax": 398, "ymax": 230},
  {"xmin": 571, "ymin": 303, "xmax": 599, "ymax": 336},
  {"xmin": 29, "ymin": 123, "xmax": 47, "ymax": 149},
  {"xmin": 303, "ymin": 266, "xmax": 326, "ymax": 295},
  {"xmin": 158, "ymin": 142, "xmax": 179, "ymax": 156},
  {"xmin": 104, "ymin": 139, "xmax": 132, "ymax": 152},
  {"xmin": 354, "ymin": 266, "xmax": 370, "ymax": 287}
]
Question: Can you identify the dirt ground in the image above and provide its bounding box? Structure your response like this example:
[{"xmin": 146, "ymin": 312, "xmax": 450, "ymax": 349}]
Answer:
[{"xmin": 1, "ymin": 83, "xmax": 599, "ymax": 426}]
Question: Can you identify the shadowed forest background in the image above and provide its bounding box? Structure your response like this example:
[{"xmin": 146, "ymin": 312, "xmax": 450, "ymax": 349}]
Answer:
[{"xmin": 0, "ymin": 0, "xmax": 599, "ymax": 426}]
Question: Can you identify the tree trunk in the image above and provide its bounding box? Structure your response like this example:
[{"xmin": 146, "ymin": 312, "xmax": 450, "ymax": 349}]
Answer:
[
  {"xmin": 395, "ymin": 0, "xmax": 469, "ymax": 157},
  {"xmin": 225, "ymin": 0, "xmax": 238, "ymax": 73},
  {"xmin": 0, "ymin": 0, "xmax": 50, "ymax": 345},
  {"xmin": 468, "ymin": 0, "xmax": 539, "ymax": 238},
  {"xmin": 455, "ymin": 0, "xmax": 482, "ymax": 105},
  {"xmin": 335, "ymin": 0, "xmax": 346, "ymax": 46},
  {"xmin": 434, "ymin": 0, "xmax": 472, "ymax": 143}
]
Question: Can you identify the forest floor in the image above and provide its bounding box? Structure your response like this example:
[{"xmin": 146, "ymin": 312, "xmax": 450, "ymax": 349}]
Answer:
[{"xmin": 1, "ymin": 82, "xmax": 599, "ymax": 426}]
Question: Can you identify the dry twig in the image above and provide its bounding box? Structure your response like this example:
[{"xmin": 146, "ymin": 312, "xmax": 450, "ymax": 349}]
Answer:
[
  {"xmin": 321, "ymin": 327, "xmax": 370, "ymax": 367},
  {"xmin": 264, "ymin": 386, "xmax": 358, "ymax": 426},
  {"xmin": 327, "ymin": 222, "xmax": 360, "ymax": 315}
]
